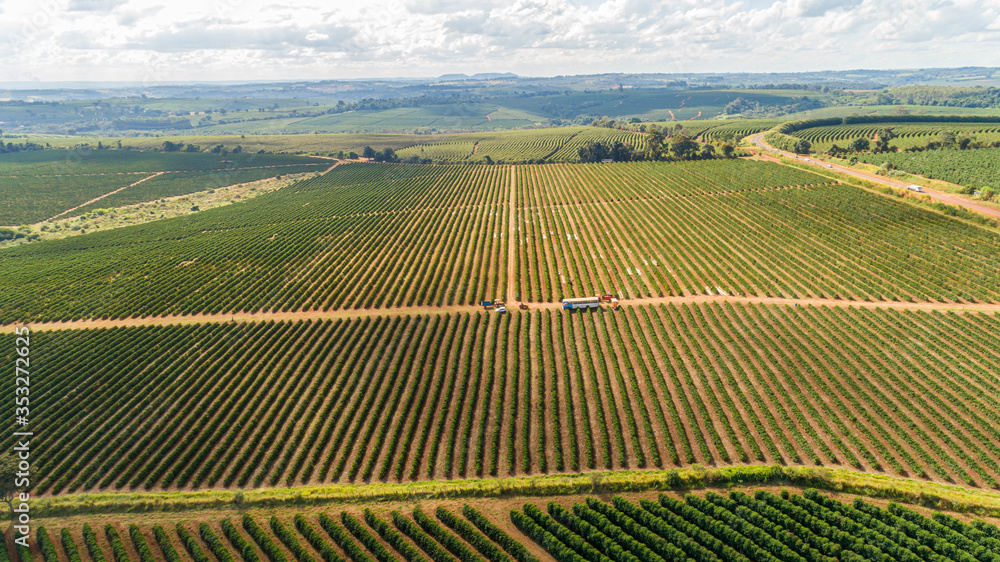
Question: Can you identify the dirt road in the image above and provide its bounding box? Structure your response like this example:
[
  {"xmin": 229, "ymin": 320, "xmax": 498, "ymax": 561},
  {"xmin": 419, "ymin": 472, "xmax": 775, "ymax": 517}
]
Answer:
[
  {"xmin": 749, "ymin": 133, "xmax": 1000, "ymax": 221},
  {"xmin": 24, "ymin": 294, "xmax": 999, "ymax": 332}
]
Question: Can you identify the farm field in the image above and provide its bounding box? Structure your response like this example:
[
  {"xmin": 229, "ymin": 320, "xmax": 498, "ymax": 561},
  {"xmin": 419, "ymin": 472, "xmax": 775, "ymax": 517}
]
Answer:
[
  {"xmin": 0, "ymin": 163, "xmax": 510, "ymax": 323},
  {"xmin": 3, "ymin": 159, "xmax": 1000, "ymax": 323},
  {"xmin": 0, "ymin": 150, "xmax": 329, "ymax": 225},
  {"xmin": 699, "ymin": 120, "xmax": 784, "ymax": 142},
  {"xmin": 69, "ymin": 164, "xmax": 329, "ymax": 214},
  {"xmin": 854, "ymin": 147, "xmax": 1000, "ymax": 191},
  {"xmin": 784, "ymin": 104, "xmax": 1000, "ymax": 120},
  {"xmin": 501, "ymin": 89, "xmax": 825, "ymax": 122},
  {"xmin": 10, "ymin": 486, "xmax": 1000, "ymax": 562},
  {"xmin": 392, "ymin": 127, "xmax": 649, "ymax": 164},
  {"xmin": 32, "ymin": 125, "xmax": 651, "ymax": 162},
  {"xmin": 6, "ymin": 302, "xmax": 1000, "ymax": 494},
  {"xmin": 790, "ymin": 122, "xmax": 1000, "ymax": 152},
  {"xmin": 233, "ymin": 103, "xmax": 545, "ymax": 134},
  {"xmin": 513, "ymin": 161, "xmax": 1000, "ymax": 304}
]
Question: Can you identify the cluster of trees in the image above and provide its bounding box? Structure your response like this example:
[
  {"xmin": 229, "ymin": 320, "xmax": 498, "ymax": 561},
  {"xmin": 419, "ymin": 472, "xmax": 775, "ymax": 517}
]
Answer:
[
  {"xmin": 0, "ymin": 141, "xmax": 45, "ymax": 154},
  {"xmin": 721, "ymin": 96, "xmax": 823, "ymax": 118},
  {"xmin": 577, "ymin": 134, "xmax": 734, "ymax": 163},
  {"xmin": 361, "ymin": 146, "xmax": 401, "ymax": 163},
  {"xmin": 763, "ymin": 132, "xmax": 812, "ymax": 154},
  {"xmin": 904, "ymin": 130, "xmax": 1000, "ymax": 152},
  {"xmin": 587, "ymin": 117, "xmax": 642, "ymax": 129},
  {"xmin": 577, "ymin": 141, "xmax": 641, "ymax": 162},
  {"xmin": 162, "ymin": 141, "xmax": 202, "ymax": 153},
  {"xmin": 832, "ymin": 129, "xmax": 1000, "ymax": 157},
  {"xmin": 829, "ymin": 129, "xmax": 897, "ymax": 156},
  {"xmin": 836, "ymin": 85, "xmax": 1000, "ymax": 109}
]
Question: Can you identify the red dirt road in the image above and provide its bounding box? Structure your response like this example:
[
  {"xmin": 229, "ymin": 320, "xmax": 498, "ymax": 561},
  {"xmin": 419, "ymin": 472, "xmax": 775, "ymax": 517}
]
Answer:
[{"xmin": 23, "ymin": 294, "xmax": 999, "ymax": 332}]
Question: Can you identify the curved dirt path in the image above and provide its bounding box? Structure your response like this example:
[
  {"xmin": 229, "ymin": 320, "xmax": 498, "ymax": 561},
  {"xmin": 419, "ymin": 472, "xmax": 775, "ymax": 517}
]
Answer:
[
  {"xmin": 749, "ymin": 133, "xmax": 1000, "ymax": 221},
  {"xmin": 23, "ymin": 294, "xmax": 1000, "ymax": 332}
]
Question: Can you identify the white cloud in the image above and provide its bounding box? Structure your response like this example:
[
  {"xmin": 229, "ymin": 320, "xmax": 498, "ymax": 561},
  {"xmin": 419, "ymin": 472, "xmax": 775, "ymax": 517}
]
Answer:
[
  {"xmin": 67, "ymin": 0, "xmax": 128, "ymax": 11},
  {"xmin": 0, "ymin": 0, "xmax": 996, "ymax": 81}
]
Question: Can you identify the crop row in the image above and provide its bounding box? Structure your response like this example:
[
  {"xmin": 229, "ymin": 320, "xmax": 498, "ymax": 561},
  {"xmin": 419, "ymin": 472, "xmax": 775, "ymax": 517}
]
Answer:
[
  {"xmin": 699, "ymin": 120, "xmax": 783, "ymax": 142},
  {"xmin": 0, "ymin": 163, "xmax": 510, "ymax": 322},
  {"xmin": 514, "ymin": 161, "xmax": 1000, "ymax": 303},
  {"xmin": 14, "ymin": 489, "xmax": 1000, "ymax": 561},
  {"xmin": 393, "ymin": 127, "xmax": 647, "ymax": 164},
  {"xmin": 0, "ymin": 149, "xmax": 327, "ymax": 176},
  {"xmin": 856, "ymin": 147, "xmax": 1000, "ymax": 191},
  {"xmin": 6, "ymin": 302, "xmax": 1000, "ymax": 493},
  {"xmin": 7, "ymin": 158, "xmax": 997, "ymax": 322},
  {"xmin": 0, "ymin": 150, "xmax": 329, "ymax": 225},
  {"xmin": 8, "ymin": 506, "xmax": 530, "ymax": 562},
  {"xmin": 514, "ymin": 489, "xmax": 1000, "ymax": 562},
  {"xmin": 790, "ymin": 123, "xmax": 1000, "ymax": 151}
]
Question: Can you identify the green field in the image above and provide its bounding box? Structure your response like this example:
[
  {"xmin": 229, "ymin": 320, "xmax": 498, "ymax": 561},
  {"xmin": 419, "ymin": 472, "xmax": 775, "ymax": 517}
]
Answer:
[
  {"xmin": 790, "ymin": 122, "xmax": 1000, "ymax": 152},
  {"xmin": 13, "ymin": 488, "xmax": 1000, "ymax": 562},
  {"xmin": 6, "ymin": 302, "xmax": 1000, "ymax": 494},
  {"xmin": 29, "ymin": 126, "xmax": 650, "ymax": 163},
  {"xmin": 3, "ymin": 159, "xmax": 1000, "ymax": 322},
  {"xmin": 6, "ymin": 128, "xmax": 1000, "ymax": 562},
  {"xmin": 513, "ymin": 161, "xmax": 1000, "ymax": 304},
  {"xmin": 0, "ymin": 149, "xmax": 329, "ymax": 225},
  {"xmin": 502, "ymin": 89, "xmax": 826, "ymax": 122},
  {"xmin": 0, "ymin": 163, "xmax": 510, "ymax": 322},
  {"xmin": 855, "ymin": 148, "xmax": 1000, "ymax": 191}
]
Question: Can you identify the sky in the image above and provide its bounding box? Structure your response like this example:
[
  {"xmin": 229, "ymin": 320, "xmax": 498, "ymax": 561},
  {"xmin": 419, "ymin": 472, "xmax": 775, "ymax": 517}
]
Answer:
[{"xmin": 0, "ymin": 0, "xmax": 998, "ymax": 82}]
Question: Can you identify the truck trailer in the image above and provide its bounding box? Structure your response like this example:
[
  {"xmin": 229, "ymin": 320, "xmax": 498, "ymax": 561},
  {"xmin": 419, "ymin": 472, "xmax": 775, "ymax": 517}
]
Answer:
[{"xmin": 562, "ymin": 296, "xmax": 601, "ymax": 310}]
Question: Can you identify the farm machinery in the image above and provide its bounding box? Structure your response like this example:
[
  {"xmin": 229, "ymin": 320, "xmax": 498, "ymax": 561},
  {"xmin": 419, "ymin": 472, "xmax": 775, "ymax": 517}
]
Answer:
[{"xmin": 482, "ymin": 299, "xmax": 507, "ymax": 313}]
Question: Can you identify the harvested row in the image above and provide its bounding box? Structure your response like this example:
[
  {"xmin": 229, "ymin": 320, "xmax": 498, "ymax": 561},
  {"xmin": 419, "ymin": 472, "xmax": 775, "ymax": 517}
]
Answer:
[
  {"xmin": 515, "ymin": 161, "xmax": 1000, "ymax": 303},
  {"xmin": 6, "ymin": 303, "xmax": 1000, "ymax": 494}
]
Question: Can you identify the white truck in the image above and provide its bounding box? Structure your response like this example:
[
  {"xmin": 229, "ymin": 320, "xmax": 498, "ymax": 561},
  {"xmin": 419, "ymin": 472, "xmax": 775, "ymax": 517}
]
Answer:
[
  {"xmin": 562, "ymin": 296, "xmax": 601, "ymax": 310},
  {"xmin": 906, "ymin": 184, "xmax": 923, "ymax": 193}
]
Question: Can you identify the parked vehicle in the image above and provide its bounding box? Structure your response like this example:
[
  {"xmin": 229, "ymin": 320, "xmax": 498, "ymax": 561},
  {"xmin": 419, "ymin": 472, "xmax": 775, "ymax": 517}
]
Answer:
[{"xmin": 562, "ymin": 296, "xmax": 601, "ymax": 310}]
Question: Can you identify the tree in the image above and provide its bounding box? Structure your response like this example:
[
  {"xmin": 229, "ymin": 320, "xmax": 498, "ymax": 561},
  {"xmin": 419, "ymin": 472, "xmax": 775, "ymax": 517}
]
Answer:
[
  {"xmin": 578, "ymin": 141, "xmax": 611, "ymax": 163},
  {"xmin": 645, "ymin": 128, "xmax": 666, "ymax": 160},
  {"xmin": 720, "ymin": 143, "xmax": 735, "ymax": 158},
  {"xmin": 873, "ymin": 129, "xmax": 896, "ymax": 153},
  {"xmin": 699, "ymin": 144, "xmax": 716, "ymax": 159},
  {"xmin": 792, "ymin": 139, "xmax": 811, "ymax": 154},
  {"xmin": 373, "ymin": 147, "xmax": 399, "ymax": 163},
  {"xmin": 937, "ymin": 131, "xmax": 957, "ymax": 149},
  {"xmin": 848, "ymin": 137, "xmax": 870, "ymax": 152},
  {"xmin": 362, "ymin": 146, "xmax": 376, "ymax": 159},
  {"xmin": 669, "ymin": 134, "xmax": 699, "ymax": 160},
  {"xmin": 1, "ymin": 453, "xmax": 18, "ymax": 519}
]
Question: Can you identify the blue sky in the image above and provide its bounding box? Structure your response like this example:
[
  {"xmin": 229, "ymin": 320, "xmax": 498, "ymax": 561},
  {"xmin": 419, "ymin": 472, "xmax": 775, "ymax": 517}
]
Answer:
[{"xmin": 0, "ymin": 0, "xmax": 997, "ymax": 82}]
